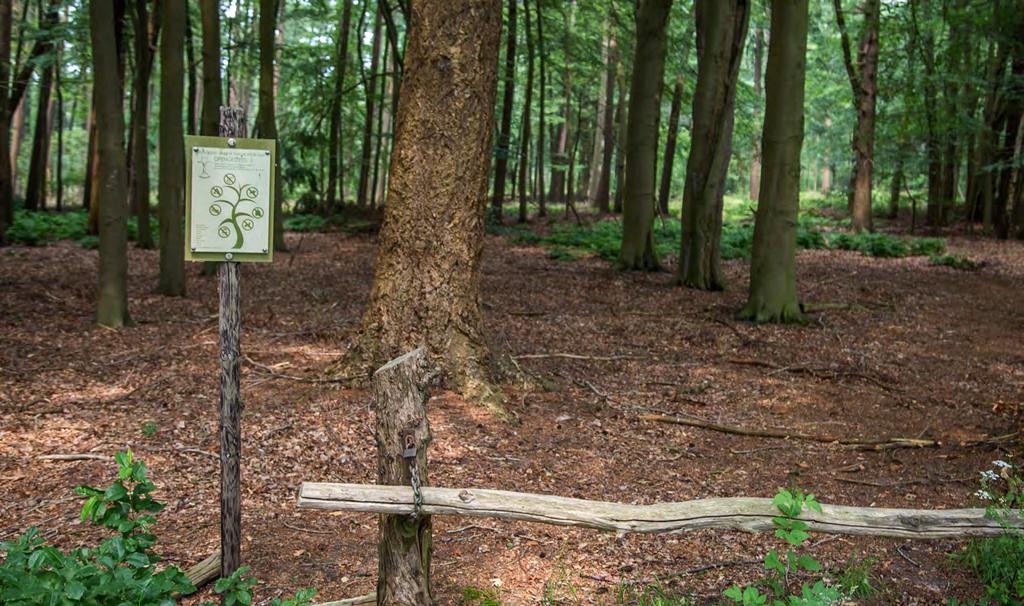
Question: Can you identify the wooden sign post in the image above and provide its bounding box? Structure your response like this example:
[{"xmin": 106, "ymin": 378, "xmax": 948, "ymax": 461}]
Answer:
[{"xmin": 184, "ymin": 106, "xmax": 276, "ymax": 590}]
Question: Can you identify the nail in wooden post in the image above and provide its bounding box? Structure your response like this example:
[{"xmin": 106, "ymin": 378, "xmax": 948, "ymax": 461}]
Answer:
[{"xmin": 218, "ymin": 106, "xmax": 246, "ymax": 588}]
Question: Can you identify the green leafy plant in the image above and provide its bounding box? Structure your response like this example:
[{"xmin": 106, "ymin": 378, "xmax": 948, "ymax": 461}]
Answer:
[
  {"xmin": 723, "ymin": 489, "xmax": 841, "ymax": 606},
  {"xmin": 461, "ymin": 585, "xmax": 504, "ymax": 606},
  {"xmin": 283, "ymin": 213, "xmax": 328, "ymax": 233},
  {"xmin": 835, "ymin": 556, "xmax": 878, "ymax": 600},
  {"xmin": 141, "ymin": 421, "xmax": 159, "ymax": 437},
  {"xmin": 930, "ymin": 254, "xmax": 979, "ymax": 270}
]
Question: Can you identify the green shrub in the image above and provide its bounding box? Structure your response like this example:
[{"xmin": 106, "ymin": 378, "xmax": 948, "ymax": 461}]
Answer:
[
  {"xmin": 930, "ymin": 254, "xmax": 979, "ymax": 270},
  {"xmin": 825, "ymin": 232, "xmax": 946, "ymax": 258},
  {"xmin": 6, "ymin": 210, "xmax": 159, "ymax": 248},
  {"xmin": 283, "ymin": 213, "xmax": 328, "ymax": 232}
]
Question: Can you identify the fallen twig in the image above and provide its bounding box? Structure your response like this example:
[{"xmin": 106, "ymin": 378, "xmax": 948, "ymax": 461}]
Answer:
[
  {"xmin": 513, "ymin": 353, "xmax": 642, "ymax": 361},
  {"xmin": 244, "ymin": 356, "xmax": 358, "ymax": 384},
  {"xmin": 37, "ymin": 453, "xmax": 113, "ymax": 462},
  {"xmin": 316, "ymin": 593, "xmax": 375, "ymax": 606},
  {"xmin": 725, "ymin": 357, "xmax": 897, "ymax": 391}
]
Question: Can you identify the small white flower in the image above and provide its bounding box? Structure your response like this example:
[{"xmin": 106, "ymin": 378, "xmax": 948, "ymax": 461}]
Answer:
[
  {"xmin": 981, "ymin": 470, "xmax": 1000, "ymax": 481},
  {"xmin": 975, "ymin": 490, "xmax": 993, "ymax": 500},
  {"xmin": 993, "ymin": 460, "xmax": 1012, "ymax": 469}
]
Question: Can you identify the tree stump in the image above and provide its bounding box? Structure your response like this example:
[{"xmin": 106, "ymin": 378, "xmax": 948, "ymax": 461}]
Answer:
[{"xmin": 374, "ymin": 348, "xmax": 433, "ymax": 606}]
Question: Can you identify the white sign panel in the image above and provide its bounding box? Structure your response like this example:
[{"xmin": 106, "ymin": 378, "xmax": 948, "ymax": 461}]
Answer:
[{"xmin": 190, "ymin": 146, "xmax": 272, "ymax": 255}]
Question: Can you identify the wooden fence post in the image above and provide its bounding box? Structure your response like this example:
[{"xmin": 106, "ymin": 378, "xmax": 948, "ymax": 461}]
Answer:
[
  {"xmin": 373, "ymin": 348, "xmax": 433, "ymax": 606},
  {"xmin": 218, "ymin": 106, "xmax": 246, "ymax": 589}
]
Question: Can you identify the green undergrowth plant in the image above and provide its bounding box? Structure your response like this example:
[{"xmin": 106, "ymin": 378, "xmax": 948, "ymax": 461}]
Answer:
[
  {"xmin": 616, "ymin": 582, "xmax": 693, "ymax": 605},
  {"xmin": 930, "ymin": 254, "xmax": 979, "ymax": 270},
  {"xmin": 952, "ymin": 458, "xmax": 1024, "ymax": 606},
  {"xmin": 0, "ymin": 450, "xmax": 315, "ymax": 606},
  {"xmin": 723, "ymin": 489, "xmax": 841, "ymax": 606},
  {"xmin": 824, "ymin": 232, "xmax": 945, "ymax": 258},
  {"xmin": 461, "ymin": 585, "xmax": 504, "ymax": 606},
  {"xmin": 284, "ymin": 212, "xmax": 379, "ymax": 234},
  {"xmin": 6, "ymin": 210, "xmax": 159, "ymax": 248}
]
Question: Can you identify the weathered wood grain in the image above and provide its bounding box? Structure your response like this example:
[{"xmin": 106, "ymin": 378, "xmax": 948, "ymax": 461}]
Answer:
[{"xmin": 298, "ymin": 483, "xmax": 1021, "ymax": 539}]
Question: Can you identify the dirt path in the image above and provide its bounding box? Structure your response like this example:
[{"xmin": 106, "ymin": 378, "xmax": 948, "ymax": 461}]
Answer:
[{"xmin": 1, "ymin": 230, "xmax": 1022, "ymax": 604}]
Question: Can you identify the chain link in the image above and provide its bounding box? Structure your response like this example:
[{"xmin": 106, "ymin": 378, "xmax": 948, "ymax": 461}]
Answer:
[{"xmin": 408, "ymin": 459, "xmax": 424, "ymax": 521}]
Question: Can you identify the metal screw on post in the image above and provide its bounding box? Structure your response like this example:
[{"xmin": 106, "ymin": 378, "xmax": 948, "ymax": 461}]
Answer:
[{"xmin": 217, "ymin": 106, "xmax": 246, "ymax": 596}]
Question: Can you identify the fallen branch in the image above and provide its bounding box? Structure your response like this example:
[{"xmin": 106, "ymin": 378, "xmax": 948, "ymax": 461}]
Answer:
[
  {"xmin": 298, "ymin": 483, "xmax": 1022, "ymax": 539},
  {"xmin": 725, "ymin": 357, "xmax": 896, "ymax": 391},
  {"xmin": 640, "ymin": 412, "xmax": 938, "ymax": 450},
  {"xmin": 37, "ymin": 454, "xmax": 113, "ymax": 462},
  {"xmin": 244, "ymin": 356, "xmax": 358, "ymax": 384},
  {"xmin": 513, "ymin": 353, "xmax": 642, "ymax": 361},
  {"xmin": 184, "ymin": 549, "xmax": 220, "ymax": 590},
  {"xmin": 317, "ymin": 593, "xmax": 375, "ymax": 606}
]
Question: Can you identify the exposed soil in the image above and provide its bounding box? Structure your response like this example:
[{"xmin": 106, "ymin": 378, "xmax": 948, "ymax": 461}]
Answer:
[{"xmin": 1, "ymin": 222, "xmax": 1022, "ymax": 605}]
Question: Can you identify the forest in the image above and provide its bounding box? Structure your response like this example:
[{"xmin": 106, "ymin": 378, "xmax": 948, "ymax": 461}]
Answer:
[{"xmin": 1, "ymin": 0, "xmax": 1023, "ymax": 604}]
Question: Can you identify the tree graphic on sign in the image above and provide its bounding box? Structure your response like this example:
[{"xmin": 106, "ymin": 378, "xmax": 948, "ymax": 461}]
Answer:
[{"xmin": 208, "ymin": 173, "xmax": 264, "ymax": 249}]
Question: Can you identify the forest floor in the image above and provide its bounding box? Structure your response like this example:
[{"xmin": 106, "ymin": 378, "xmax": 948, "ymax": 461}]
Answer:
[{"xmin": 1, "ymin": 214, "xmax": 1023, "ymax": 605}]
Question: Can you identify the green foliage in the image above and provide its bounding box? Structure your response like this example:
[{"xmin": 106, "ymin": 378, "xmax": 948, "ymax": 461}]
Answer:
[
  {"xmin": 6, "ymin": 210, "xmax": 159, "ymax": 248},
  {"xmin": 835, "ymin": 557, "xmax": 878, "ymax": 600},
  {"xmin": 141, "ymin": 421, "xmax": 159, "ymax": 437},
  {"xmin": 616, "ymin": 583, "xmax": 693, "ymax": 605},
  {"xmin": 825, "ymin": 232, "xmax": 945, "ymax": 258},
  {"xmin": 461, "ymin": 585, "xmax": 504, "ymax": 606},
  {"xmin": 954, "ymin": 459, "xmax": 1024, "ymax": 606},
  {"xmin": 930, "ymin": 254, "xmax": 979, "ymax": 270},
  {"xmin": 723, "ymin": 489, "xmax": 841, "ymax": 606},
  {"xmin": 283, "ymin": 213, "xmax": 328, "ymax": 233}
]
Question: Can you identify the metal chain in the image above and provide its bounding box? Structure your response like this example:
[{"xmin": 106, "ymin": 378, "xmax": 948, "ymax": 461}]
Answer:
[{"xmin": 408, "ymin": 458, "xmax": 424, "ymax": 521}]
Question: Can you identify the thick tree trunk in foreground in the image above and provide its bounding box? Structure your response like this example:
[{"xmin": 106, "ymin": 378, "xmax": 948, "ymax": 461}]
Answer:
[
  {"xmin": 834, "ymin": 0, "xmax": 879, "ymax": 233},
  {"xmin": 91, "ymin": 0, "xmax": 131, "ymax": 327},
  {"xmin": 327, "ymin": 0, "xmax": 353, "ymax": 212},
  {"xmin": 0, "ymin": 0, "xmax": 11, "ymax": 243},
  {"xmin": 739, "ymin": 0, "xmax": 808, "ymax": 324},
  {"xmin": 158, "ymin": 0, "xmax": 186, "ymax": 296},
  {"xmin": 257, "ymin": 0, "xmax": 285, "ymax": 251},
  {"xmin": 657, "ymin": 74, "xmax": 684, "ymax": 216},
  {"xmin": 347, "ymin": 0, "xmax": 505, "ymax": 414},
  {"xmin": 490, "ymin": 0, "xmax": 516, "ymax": 221},
  {"xmin": 374, "ymin": 348, "xmax": 433, "ymax": 606},
  {"xmin": 129, "ymin": 0, "xmax": 159, "ymax": 250},
  {"xmin": 677, "ymin": 0, "xmax": 749, "ymax": 289},
  {"xmin": 200, "ymin": 0, "xmax": 223, "ymax": 137},
  {"xmin": 618, "ymin": 0, "xmax": 672, "ymax": 271}
]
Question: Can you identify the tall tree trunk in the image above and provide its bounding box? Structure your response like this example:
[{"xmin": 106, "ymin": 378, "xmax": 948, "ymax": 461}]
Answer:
[
  {"xmin": 534, "ymin": 0, "xmax": 546, "ymax": 215},
  {"xmin": 593, "ymin": 31, "xmax": 617, "ymax": 214},
  {"xmin": 517, "ymin": 0, "xmax": 534, "ymax": 223},
  {"xmin": 346, "ymin": 0, "xmax": 506, "ymax": 416},
  {"xmin": 612, "ymin": 58, "xmax": 627, "ymax": 213},
  {"xmin": 739, "ymin": 0, "xmax": 808, "ymax": 324},
  {"xmin": 371, "ymin": 42, "xmax": 391, "ymax": 208},
  {"xmin": 327, "ymin": 0, "xmax": 353, "ymax": 212},
  {"xmin": 0, "ymin": 0, "xmax": 11, "ymax": 243},
  {"xmin": 91, "ymin": 0, "xmax": 131, "ymax": 327},
  {"xmin": 749, "ymin": 25, "xmax": 763, "ymax": 201},
  {"xmin": 54, "ymin": 51, "xmax": 63, "ymax": 212},
  {"xmin": 9, "ymin": 96, "xmax": 24, "ymax": 199},
  {"xmin": 657, "ymin": 74, "xmax": 684, "ymax": 215},
  {"xmin": 200, "ymin": 0, "xmax": 223, "ymax": 136},
  {"xmin": 490, "ymin": 0, "xmax": 516, "ymax": 221},
  {"xmin": 356, "ymin": 2, "xmax": 382, "ymax": 209},
  {"xmin": 185, "ymin": 7, "xmax": 197, "ymax": 135},
  {"xmin": 834, "ymin": 0, "xmax": 879, "ymax": 233},
  {"xmin": 23, "ymin": 0, "xmax": 59, "ymax": 211},
  {"xmin": 158, "ymin": 0, "xmax": 186, "ymax": 295},
  {"xmin": 676, "ymin": 0, "xmax": 749, "ymax": 288},
  {"xmin": 257, "ymin": 0, "xmax": 285, "ymax": 251},
  {"xmin": 587, "ymin": 21, "xmax": 611, "ymax": 209},
  {"xmin": 618, "ymin": 0, "xmax": 673, "ymax": 271},
  {"xmin": 129, "ymin": 0, "xmax": 160, "ymax": 250},
  {"xmin": 995, "ymin": 56, "xmax": 1024, "ymax": 238}
]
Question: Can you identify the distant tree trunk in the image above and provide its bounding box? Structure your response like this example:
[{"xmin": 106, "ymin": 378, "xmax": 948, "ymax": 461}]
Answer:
[
  {"xmin": 327, "ymin": 0, "xmax": 353, "ymax": 212},
  {"xmin": 257, "ymin": 0, "xmax": 285, "ymax": 251},
  {"xmin": 88, "ymin": 1, "xmax": 126, "ymax": 235},
  {"xmin": 888, "ymin": 158, "xmax": 903, "ymax": 219},
  {"xmin": 739, "ymin": 0, "xmax": 808, "ymax": 324},
  {"xmin": 657, "ymin": 74, "xmax": 684, "ymax": 215},
  {"xmin": 158, "ymin": 0, "xmax": 186, "ymax": 296},
  {"xmin": 91, "ymin": 0, "xmax": 131, "ymax": 327},
  {"xmin": 129, "ymin": 0, "xmax": 160, "ymax": 250},
  {"xmin": 0, "ymin": 1, "xmax": 11, "ymax": 243},
  {"xmin": 357, "ymin": 3, "xmax": 383, "ymax": 209},
  {"xmin": 371, "ymin": 43, "xmax": 391, "ymax": 208},
  {"xmin": 534, "ymin": 0, "xmax": 546, "ymax": 215},
  {"xmin": 749, "ymin": 25, "xmax": 763, "ymax": 201},
  {"xmin": 834, "ymin": 0, "xmax": 879, "ymax": 233},
  {"xmin": 200, "ymin": 0, "xmax": 223, "ymax": 136},
  {"xmin": 346, "ymin": 0, "xmax": 506, "ymax": 415},
  {"xmin": 185, "ymin": 8, "xmax": 197, "ymax": 135},
  {"xmin": 9, "ymin": 96, "xmax": 24, "ymax": 201},
  {"xmin": 587, "ymin": 22, "xmax": 611, "ymax": 209},
  {"xmin": 490, "ymin": 0, "xmax": 516, "ymax": 221},
  {"xmin": 676, "ymin": 0, "xmax": 749, "ymax": 288},
  {"xmin": 995, "ymin": 56, "xmax": 1023, "ymax": 238},
  {"xmin": 24, "ymin": 0, "xmax": 59, "ymax": 211},
  {"xmin": 517, "ymin": 0, "xmax": 534, "ymax": 223},
  {"xmin": 593, "ymin": 32, "xmax": 616, "ymax": 214},
  {"xmin": 54, "ymin": 57, "xmax": 63, "ymax": 212},
  {"xmin": 612, "ymin": 59, "xmax": 627, "ymax": 213},
  {"xmin": 619, "ymin": 0, "xmax": 672, "ymax": 271}
]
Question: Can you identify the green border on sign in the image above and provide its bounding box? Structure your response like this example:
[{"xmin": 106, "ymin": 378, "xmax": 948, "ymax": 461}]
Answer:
[{"xmin": 185, "ymin": 135, "xmax": 276, "ymax": 263}]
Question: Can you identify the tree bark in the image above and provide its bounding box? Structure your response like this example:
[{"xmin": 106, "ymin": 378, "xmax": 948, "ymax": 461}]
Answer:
[
  {"xmin": 356, "ymin": 2, "xmax": 383, "ymax": 209},
  {"xmin": 186, "ymin": 7, "xmax": 197, "ymax": 135},
  {"xmin": 587, "ymin": 21, "xmax": 611, "ymax": 209},
  {"xmin": 129, "ymin": 0, "xmax": 160, "ymax": 250},
  {"xmin": 158, "ymin": 0, "xmax": 186, "ymax": 296},
  {"xmin": 91, "ymin": 0, "xmax": 131, "ymax": 327},
  {"xmin": 490, "ymin": 0, "xmax": 516, "ymax": 221},
  {"xmin": 327, "ymin": 0, "xmax": 354, "ymax": 212},
  {"xmin": 593, "ymin": 32, "xmax": 617, "ymax": 214},
  {"xmin": 833, "ymin": 0, "xmax": 879, "ymax": 233},
  {"xmin": 534, "ymin": 0, "xmax": 546, "ymax": 215},
  {"xmin": 618, "ymin": 0, "xmax": 673, "ymax": 271},
  {"xmin": 0, "ymin": 0, "xmax": 11, "ymax": 243},
  {"xmin": 200, "ymin": 0, "xmax": 223, "ymax": 136},
  {"xmin": 374, "ymin": 348, "xmax": 434, "ymax": 606},
  {"xmin": 23, "ymin": 0, "xmax": 59, "ymax": 211},
  {"xmin": 256, "ymin": 0, "xmax": 285, "ymax": 251},
  {"xmin": 749, "ymin": 25, "xmax": 763, "ymax": 202},
  {"xmin": 517, "ymin": 0, "xmax": 535, "ymax": 224},
  {"xmin": 612, "ymin": 59, "xmax": 626, "ymax": 214},
  {"xmin": 739, "ymin": 0, "xmax": 808, "ymax": 324},
  {"xmin": 346, "ymin": 0, "xmax": 505, "ymax": 415},
  {"xmin": 657, "ymin": 74, "xmax": 684, "ymax": 216},
  {"xmin": 676, "ymin": 0, "xmax": 749, "ymax": 288}
]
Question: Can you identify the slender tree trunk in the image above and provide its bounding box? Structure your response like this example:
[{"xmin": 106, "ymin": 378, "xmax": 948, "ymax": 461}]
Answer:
[
  {"xmin": 618, "ymin": 0, "xmax": 673, "ymax": 270},
  {"xmin": 490, "ymin": 0, "xmax": 517, "ymax": 221},
  {"xmin": 749, "ymin": 25, "xmax": 763, "ymax": 202},
  {"xmin": 346, "ymin": 0, "xmax": 506, "ymax": 415},
  {"xmin": 356, "ymin": 3, "xmax": 382, "ymax": 209},
  {"xmin": 9, "ymin": 96, "xmax": 24, "ymax": 199},
  {"xmin": 54, "ymin": 55, "xmax": 63, "ymax": 212},
  {"xmin": 517, "ymin": 0, "xmax": 535, "ymax": 223},
  {"xmin": 676, "ymin": 0, "xmax": 749, "ymax": 287},
  {"xmin": 534, "ymin": 0, "xmax": 546, "ymax": 215},
  {"xmin": 371, "ymin": 42, "xmax": 390, "ymax": 208},
  {"xmin": 186, "ymin": 8, "xmax": 197, "ymax": 135},
  {"xmin": 593, "ymin": 32, "xmax": 616, "ymax": 214},
  {"xmin": 739, "ymin": 0, "xmax": 808, "ymax": 324},
  {"xmin": 200, "ymin": 0, "xmax": 223, "ymax": 136},
  {"xmin": 657, "ymin": 74, "xmax": 684, "ymax": 216},
  {"xmin": 587, "ymin": 22, "xmax": 611, "ymax": 209},
  {"xmin": 256, "ymin": 0, "xmax": 285, "ymax": 251},
  {"xmin": 834, "ymin": 0, "xmax": 879, "ymax": 233},
  {"xmin": 327, "ymin": 0, "xmax": 353, "ymax": 212},
  {"xmin": 23, "ymin": 0, "xmax": 59, "ymax": 211},
  {"xmin": 158, "ymin": 0, "xmax": 186, "ymax": 295},
  {"xmin": 129, "ymin": 0, "xmax": 159, "ymax": 250},
  {"xmin": 0, "ymin": 0, "xmax": 11, "ymax": 243},
  {"xmin": 995, "ymin": 56, "xmax": 1024, "ymax": 238},
  {"xmin": 612, "ymin": 59, "xmax": 627, "ymax": 214},
  {"xmin": 91, "ymin": 0, "xmax": 131, "ymax": 327}
]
